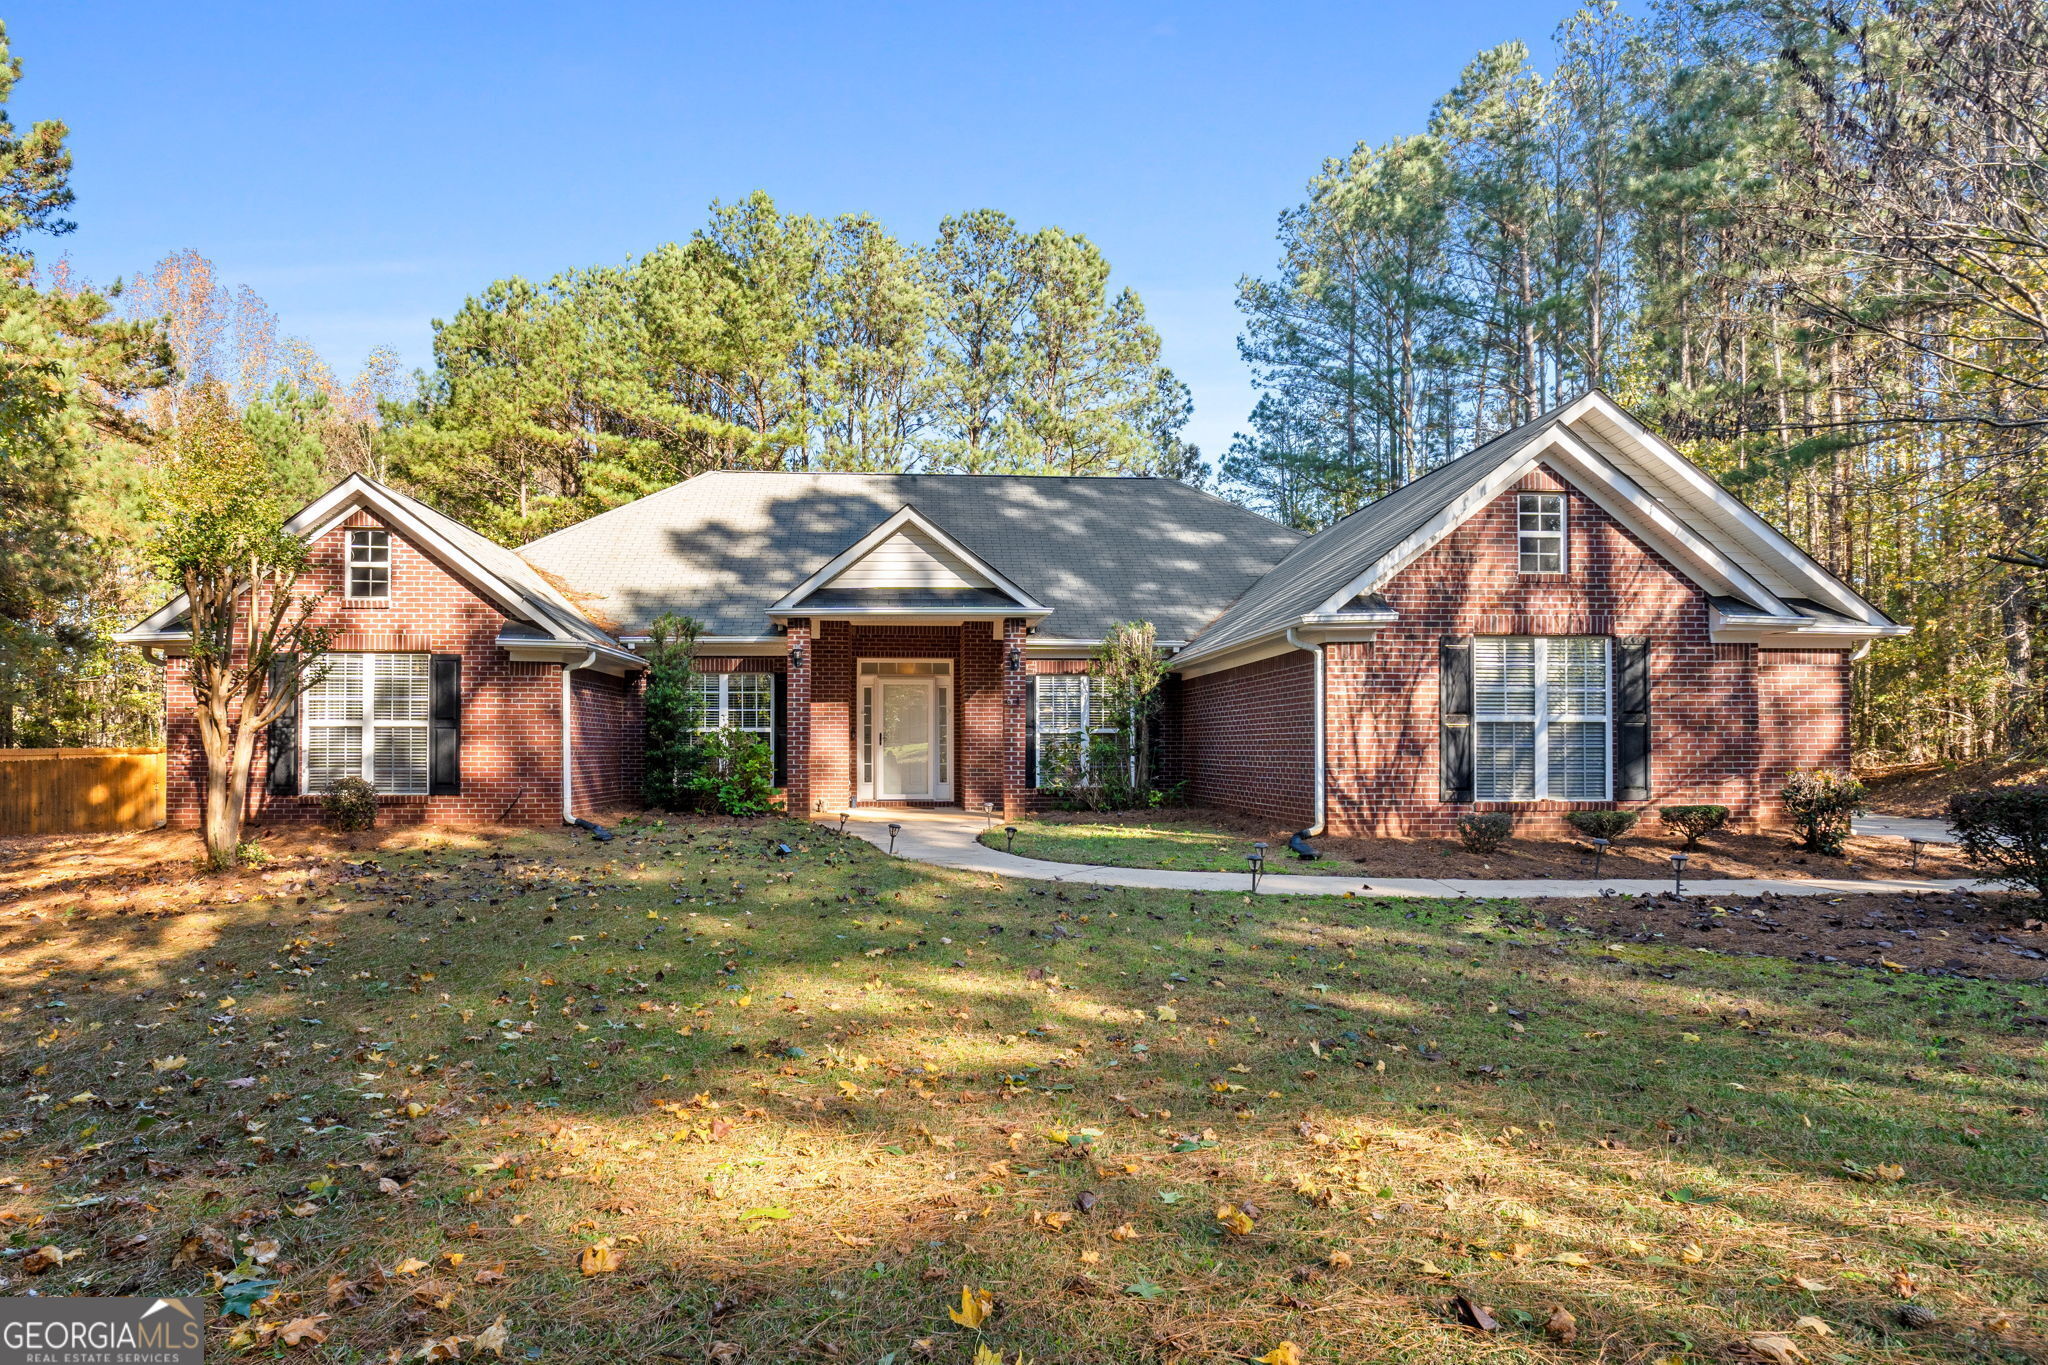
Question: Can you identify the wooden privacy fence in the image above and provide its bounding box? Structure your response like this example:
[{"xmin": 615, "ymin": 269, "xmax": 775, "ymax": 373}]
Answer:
[{"xmin": 0, "ymin": 748, "xmax": 167, "ymax": 836}]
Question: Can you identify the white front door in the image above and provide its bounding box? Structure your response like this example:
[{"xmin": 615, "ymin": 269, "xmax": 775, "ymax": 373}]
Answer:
[{"xmin": 876, "ymin": 679, "xmax": 935, "ymax": 799}]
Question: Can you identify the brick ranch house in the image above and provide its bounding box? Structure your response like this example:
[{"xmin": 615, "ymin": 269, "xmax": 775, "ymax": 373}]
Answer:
[{"xmin": 118, "ymin": 391, "xmax": 1903, "ymax": 838}]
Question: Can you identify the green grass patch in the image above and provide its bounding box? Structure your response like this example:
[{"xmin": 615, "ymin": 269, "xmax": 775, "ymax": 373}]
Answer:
[
  {"xmin": 0, "ymin": 815, "xmax": 2042, "ymax": 1363},
  {"xmin": 984, "ymin": 816, "xmax": 1351, "ymax": 874}
]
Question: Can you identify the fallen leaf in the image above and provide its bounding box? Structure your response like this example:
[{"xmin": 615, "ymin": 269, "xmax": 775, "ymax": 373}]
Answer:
[
  {"xmin": 1792, "ymin": 1316, "xmax": 1832, "ymax": 1337},
  {"xmin": 1215, "ymin": 1204, "xmax": 1256, "ymax": 1237},
  {"xmin": 1747, "ymin": 1332, "xmax": 1809, "ymax": 1365},
  {"xmin": 948, "ymin": 1285, "xmax": 994, "ymax": 1330},
  {"xmin": 473, "ymin": 1316, "xmax": 511, "ymax": 1359},
  {"xmin": 579, "ymin": 1241, "xmax": 625, "ymax": 1276},
  {"xmin": 1254, "ymin": 1344, "xmax": 1304, "ymax": 1365},
  {"xmin": 277, "ymin": 1315, "xmax": 330, "ymax": 1347},
  {"xmin": 1451, "ymin": 1295, "xmax": 1499, "ymax": 1332},
  {"xmin": 1545, "ymin": 1306, "xmax": 1577, "ymax": 1345}
]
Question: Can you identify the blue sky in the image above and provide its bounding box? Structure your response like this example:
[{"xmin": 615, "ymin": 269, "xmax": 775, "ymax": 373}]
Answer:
[{"xmin": 13, "ymin": 1, "xmax": 1560, "ymax": 464}]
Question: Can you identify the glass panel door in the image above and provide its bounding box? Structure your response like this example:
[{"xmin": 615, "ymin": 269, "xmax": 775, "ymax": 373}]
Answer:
[{"xmin": 877, "ymin": 680, "xmax": 932, "ymax": 798}]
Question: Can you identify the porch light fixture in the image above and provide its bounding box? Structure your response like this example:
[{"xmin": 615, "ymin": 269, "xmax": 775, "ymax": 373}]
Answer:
[
  {"xmin": 1587, "ymin": 837, "xmax": 1610, "ymax": 879},
  {"xmin": 1669, "ymin": 850, "xmax": 1688, "ymax": 896},
  {"xmin": 789, "ymin": 641, "xmax": 807, "ymax": 669},
  {"xmin": 1004, "ymin": 825, "xmax": 1017, "ymax": 852},
  {"xmin": 1006, "ymin": 642, "xmax": 1023, "ymax": 675},
  {"xmin": 1248, "ymin": 841, "xmax": 1268, "ymax": 893},
  {"xmin": 887, "ymin": 822, "xmax": 902, "ymax": 854}
]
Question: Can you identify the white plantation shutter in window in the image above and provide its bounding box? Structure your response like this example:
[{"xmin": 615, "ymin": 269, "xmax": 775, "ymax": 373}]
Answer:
[
  {"xmin": 1469, "ymin": 637, "xmax": 1611, "ymax": 802},
  {"xmin": 1475, "ymin": 721, "xmax": 1536, "ymax": 800},
  {"xmin": 304, "ymin": 655, "xmax": 364, "ymax": 792},
  {"xmin": 1037, "ymin": 676, "xmax": 1088, "ymax": 735},
  {"xmin": 1474, "ymin": 638, "xmax": 1536, "ymax": 715},
  {"xmin": 374, "ymin": 727, "xmax": 429, "ymax": 794}
]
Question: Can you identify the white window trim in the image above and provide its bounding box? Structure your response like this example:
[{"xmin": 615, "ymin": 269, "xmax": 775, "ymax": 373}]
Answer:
[
  {"xmin": 1517, "ymin": 492, "xmax": 1566, "ymax": 575},
  {"xmin": 346, "ymin": 528, "xmax": 391, "ymax": 600},
  {"xmin": 694, "ymin": 673, "xmax": 776, "ymax": 755},
  {"xmin": 301, "ymin": 652, "xmax": 430, "ymax": 795},
  {"xmin": 1033, "ymin": 674, "xmax": 1121, "ymax": 786},
  {"xmin": 1473, "ymin": 636, "xmax": 1611, "ymax": 802}
]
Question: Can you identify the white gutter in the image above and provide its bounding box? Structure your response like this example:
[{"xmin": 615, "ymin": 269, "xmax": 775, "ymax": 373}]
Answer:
[
  {"xmin": 559, "ymin": 650, "xmax": 596, "ymax": 824},
  {"xmin": 1284, "ymin": 627, "xmax": 1327, "ymax": 837}
]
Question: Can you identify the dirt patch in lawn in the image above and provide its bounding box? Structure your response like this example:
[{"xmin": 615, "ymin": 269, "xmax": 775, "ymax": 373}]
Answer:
[
  {"xmin": 1520, "ymin": 887, "xmax": 2048, "ymax": 981},
  {"xmin": 1020, "ymin": 806, "xmax": 1971, "ymax": 882},
  {"xmin": 1859, "ymin": 756, "xmax": 2048, "ymax": 817}
]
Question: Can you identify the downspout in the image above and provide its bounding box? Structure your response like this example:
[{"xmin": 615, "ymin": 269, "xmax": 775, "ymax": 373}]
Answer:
[
  {"xmin": 559, "ymin": 650, "xmax": 596, "ymax": 825},
  {"xmin": 1284, "ymin": 627, "xmax": 1326, "ymax": 836}
]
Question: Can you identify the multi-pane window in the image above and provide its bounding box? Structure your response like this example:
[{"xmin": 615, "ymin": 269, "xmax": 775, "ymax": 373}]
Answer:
[
  {"xmin": 1034, "ymin": 675, "xmax": 1114, "ymax": 785},
  {"xmin": 303, "ymin": 653, "xmax": 430, "ymax": 793},
  {"xmin": 1472, "ymin": 636, "xmax": 1609, "ymax": 801},
  {"xmin": 347, "ymin": 529, "xmax": 391, "ymax": 599},
  {"xmin": 1517, "ymin": 493, "xmax": 1565, "ymax": 573},
  {"xmin": 693, "ymin": 673, "xmax": 775, "ymax": 756}
]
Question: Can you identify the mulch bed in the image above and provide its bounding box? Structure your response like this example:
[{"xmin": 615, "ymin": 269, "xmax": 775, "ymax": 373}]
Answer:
[{"xmin": 1519, "ymin": 888, "xmax": 2048, "ymax": 982}]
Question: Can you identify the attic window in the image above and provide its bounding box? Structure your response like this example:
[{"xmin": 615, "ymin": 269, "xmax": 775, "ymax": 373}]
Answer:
[
  {"xmin": 348, "ymin": 530, "xmax": 391, "ymax": 599},
  {"xmin": 1517, "ymin": 494, "xmax": 1565, "ymax": 573}
]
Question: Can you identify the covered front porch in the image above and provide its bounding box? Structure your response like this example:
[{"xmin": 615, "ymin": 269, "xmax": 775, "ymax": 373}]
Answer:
[{"xmin": 780, "ymin": 616, "xmax": 1033, "ymax": 817}]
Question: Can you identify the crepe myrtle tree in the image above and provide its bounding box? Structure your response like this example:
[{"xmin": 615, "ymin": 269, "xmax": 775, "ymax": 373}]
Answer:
[
  {"xmin": 1093, "ymin": 620, "xmax": 1170, "ymax": 806},
  {"xmin": 150, "ymin": 387, "xmax": 333, "ymax": 868}
]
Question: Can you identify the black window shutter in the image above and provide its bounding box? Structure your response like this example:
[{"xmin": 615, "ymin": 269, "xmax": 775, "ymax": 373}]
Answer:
[
  {"xmin": 267, "ymin": 654, "xmax": 299, "ymax": 795},
  {"xmin": 771, "ymin": 671, "xmax": 788, "ymax": 787},
  {"xmin": 1439, "ymin": 637, "xmax": 1474, "ymax": 803},
  {"xmin": 1615, "ymin": 636, "xmax": 1651, "ymax": 801},
  {"xmin": 430, "ymin": 654, "xmax": 462, "ymax": 795},
  {"xmin": 1024, "ymin": 677, "xmax": 1039, "ymax": 789}
]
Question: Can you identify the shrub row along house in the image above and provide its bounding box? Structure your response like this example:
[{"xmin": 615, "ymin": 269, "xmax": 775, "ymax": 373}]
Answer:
[{"xmin": 117, "ymin": 392, "xmax": 1902, "ymax": 837}]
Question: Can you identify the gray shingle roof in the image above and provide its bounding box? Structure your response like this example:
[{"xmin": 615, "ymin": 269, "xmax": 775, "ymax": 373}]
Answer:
[
  {"xmin": 517, "ymin": 473, "xmax": 1305, "ymax": 640},
  {"xmin": 1177, "ymin": 408, "xmax": 1564, "ymax": 663}
]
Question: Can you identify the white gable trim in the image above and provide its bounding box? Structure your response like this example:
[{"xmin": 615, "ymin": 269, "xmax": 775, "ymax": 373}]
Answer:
[
  {"xmin": 1563, "ymin": 392, "xmax": 1890, "ymax": 626},
  {"xmin": 769, "ymin": 504, "xmax": 1049, "ymax": 614},
  {"xmin": 114, "ymin": 476, "xmax": 638, "ymax": 669}
]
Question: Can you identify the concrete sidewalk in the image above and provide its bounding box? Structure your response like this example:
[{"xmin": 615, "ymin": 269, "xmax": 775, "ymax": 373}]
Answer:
[{"xmin": 822, "ymin": 808, "xmax": 1983, "ymax": 899}]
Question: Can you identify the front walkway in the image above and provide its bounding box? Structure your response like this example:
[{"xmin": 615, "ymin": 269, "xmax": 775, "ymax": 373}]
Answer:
[{"xmin": 824, "ymin": 808, "xmax": 1983, "ymax": 898}]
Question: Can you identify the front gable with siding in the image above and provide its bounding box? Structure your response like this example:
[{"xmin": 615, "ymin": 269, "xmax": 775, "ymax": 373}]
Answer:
[{"xmin": 121, "ymin": 393, "xmax": 1899, "ymax": 835}]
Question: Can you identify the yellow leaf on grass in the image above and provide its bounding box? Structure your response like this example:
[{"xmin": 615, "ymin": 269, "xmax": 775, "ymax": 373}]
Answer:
[
  {"xmin": 1679, "ymin": 1242, "xmax": 1705, "ymax": 1264},
  {"xmin": 391, "ymin": 1257, "xmax": 430, "ymax": 1276},
  {"xmin": 1154, "ymin": 1006, "xmax": 1178, "ymax": 1022},
  {"xmin": 1254, "ymin": 1343, "xmax": 1305, "ymax": 1365},
  {"xmin": 1790, "ymin": 1276, "xmax": 1830, "ymax": 1292},
  {"xmin": 1041, "ymin": 1211, "xmax": 1075, "ymax": 1232},
  {"xmin": 949, "ymin": 1285, "xmax": 994, "ymax": 1329},
  {"xmin": 579, "ymin": 1242, "xmax": 625, "ymax": 1276},
  {"xmin": 1747, "ymin": 1332, "xmax": 1809, "ymax": 1365},
  {"xmin": 1111, "ymin": 1223, "xmax": 1139, "ymax": 1241},
  {"xmin": 1215, "ymin": 1204, "xmax": 1255, "ymax": 1236},
  {"xmin": 1551, "ymin": 1252, "xmax": 1593, "ymax": 1267},
  {"xmin": 277, "ymin": 1314, "xmax": 330, "ymax": 1346},
  {"xmin": 1793, "ymin": 1316, "xmax": 1832, "ymax": 1337}
]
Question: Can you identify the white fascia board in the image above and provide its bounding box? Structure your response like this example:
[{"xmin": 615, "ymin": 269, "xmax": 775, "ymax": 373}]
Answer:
[
  {"xmin": 769, "ymin": 505, "xmax": 1049, "ymax": 614},
  {"xmin": 620, "ymin": 634, "xmax": 788, "ymax": 658},
  {"xmin": 1568, "ymin": 392, "xmax": 1888, "ymax": 626},
  {"xmin": 771, "ymin": 606, "xmax": 1053, "ymax": 625},
  {"xmin": 1169, "ymin": 634, "xmax": 1302, "ymax": 680}
]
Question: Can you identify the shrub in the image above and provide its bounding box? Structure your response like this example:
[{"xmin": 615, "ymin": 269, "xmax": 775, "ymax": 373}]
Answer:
[
  {"xmin": 1779, "ymin": 768, "xmax": 1867, "ymax": 855},
  {"xmin": 1659, "ymin": 804, "xmax": 1729, "ymax": 848},
  {"xmin": 1566, "ymin": 809, "xmax": 1639, "ymax": 842},
  {"xmin": 689, "ymin": 727, "xmax": 779, "ymax": 817},
  {"xmin": 234, "ymin": 838, "xmax": 271, "ymax": 867},
  {"xmin": 1456, "ymin": 813, "xmax": 1513, "ymax": 854},
  {"xmin": 641, "ymin": 613, "xmax": 708, "ymax": 812},
  {"xmin": 1947, "ymin": 784, "xmax": 2048, "ymax": 897},
  {"xmin": 322, "ymin": 776, "xmax": 377, "ymax": 832}
]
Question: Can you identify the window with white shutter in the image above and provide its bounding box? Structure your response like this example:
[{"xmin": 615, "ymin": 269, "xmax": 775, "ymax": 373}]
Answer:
[
  {"xmin": 302, "ymin": 653, "xmax": 431, "ymax": 794},
  {"xmin": 1033, "ymin": 675, "xmax": 1120, "ymax": 785},
  {"xmin": 1471, "ymin": 637, "xmax": 1610, "ymax": 801},
  {"xmin": 693, "ymin": 673, "xmax": 777, "ymax": 760}
]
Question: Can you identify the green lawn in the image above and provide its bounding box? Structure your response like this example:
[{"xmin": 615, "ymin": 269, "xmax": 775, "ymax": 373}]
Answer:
[
  {"xmin": 984, "ymin": 816, "xmax": 1353, "ymax": 875},
  {"xmin": 1, "ymin": 815, "xmax": 2043, "ymax": 1363}
]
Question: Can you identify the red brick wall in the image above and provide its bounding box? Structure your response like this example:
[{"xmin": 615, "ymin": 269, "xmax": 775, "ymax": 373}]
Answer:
[
  {"xmin": 164, "ymin": 508, "xmax": 565, "ymax": 828},
  {"xmin": 1178, "ymin": 650, "xmax": 1317, "ymax": 828},
  {"xmin": 570, "ymin": 671, "xmax": 640, "ymax": 813},
  {"xmin": 1323, "ymin": 467, "xmax": 1767, "ymax": 836},
  {"xmin": 1756, "ymin": 648, "xmax": 1851, "ymax": 820}
]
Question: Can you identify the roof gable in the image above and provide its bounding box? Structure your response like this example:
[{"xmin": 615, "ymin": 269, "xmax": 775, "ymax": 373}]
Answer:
[
  {"xmin": 116, "ymin": 475, "xmax": 636, "ymax": 668},
  {"xmin": 769, "ymin": 505, "xmax": 1047, "ymax": 616},
  {"xmin": 1175, "ymin": 391, "xmax": 1903, "ymax": 667}
]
